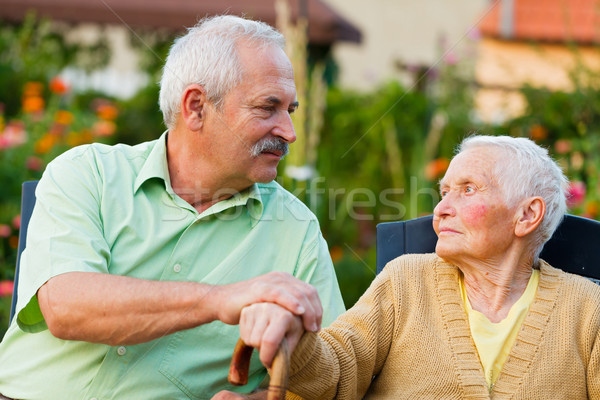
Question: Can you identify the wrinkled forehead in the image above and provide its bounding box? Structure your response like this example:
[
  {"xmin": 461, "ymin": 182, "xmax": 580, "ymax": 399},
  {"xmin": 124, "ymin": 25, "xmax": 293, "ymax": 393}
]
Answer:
[{"xmin": 441, "ymin": 147, "xmax": 504, "ymax": 186}]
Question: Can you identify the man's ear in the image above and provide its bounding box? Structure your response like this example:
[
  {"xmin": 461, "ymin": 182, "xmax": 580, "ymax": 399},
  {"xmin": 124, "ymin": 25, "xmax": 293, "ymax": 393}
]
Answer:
[
  {"xmin": 180, "ymin": 84, "xmax": 208, "ymax": 132},
  {"xmin": 515, "ymin": 196, "xmax": 546, "ymax": 237}
]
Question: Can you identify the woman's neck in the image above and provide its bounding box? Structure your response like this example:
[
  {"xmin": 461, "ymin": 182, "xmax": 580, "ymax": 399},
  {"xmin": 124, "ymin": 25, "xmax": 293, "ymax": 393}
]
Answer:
[{"xmin": 460, "ymin": 257, "xmax": 533, "ymax": 323}]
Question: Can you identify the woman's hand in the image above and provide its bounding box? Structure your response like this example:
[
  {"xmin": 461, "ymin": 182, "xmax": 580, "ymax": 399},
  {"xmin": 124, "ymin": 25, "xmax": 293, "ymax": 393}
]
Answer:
[{"xmin": 239, "ymin": 302, "xmax": 305, "ymax": 368}]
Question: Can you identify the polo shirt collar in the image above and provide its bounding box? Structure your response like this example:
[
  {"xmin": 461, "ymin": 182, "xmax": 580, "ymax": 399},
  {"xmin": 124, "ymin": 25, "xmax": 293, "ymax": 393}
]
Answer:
[
  {"xmin": 134, "ymin": 131, "xmax": 171, "ymax": 194},
  {"xmin": 134, "ymin": 132, "xmax": 264, "ymax": 225}
]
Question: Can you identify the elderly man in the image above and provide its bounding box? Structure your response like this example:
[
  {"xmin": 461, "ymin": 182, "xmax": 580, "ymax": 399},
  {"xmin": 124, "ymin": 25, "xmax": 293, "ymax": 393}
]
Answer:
[
  {"xmin": 230, "ymin": 135, "xmax": 600, "ymax": 399},
  {"xmin": 0, "ymin": 15, "xmax": 344, "ymax": 399}
]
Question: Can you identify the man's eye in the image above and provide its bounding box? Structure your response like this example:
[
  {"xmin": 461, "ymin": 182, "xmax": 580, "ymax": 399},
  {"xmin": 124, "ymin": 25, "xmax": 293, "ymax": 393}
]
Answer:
[
  {"xmin": 440, "ymin": 190, "xmax": 448, "ymax": 197},
  {"xmin": 465, "ymin": 186, "xmax": 475, "ymax": 193}
]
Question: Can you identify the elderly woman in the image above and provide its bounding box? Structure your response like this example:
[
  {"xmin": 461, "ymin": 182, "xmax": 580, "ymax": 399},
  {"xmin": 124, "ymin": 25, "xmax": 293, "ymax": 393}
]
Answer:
[{"xmin": 216, "ymin": 135, "xmax": 600, "ymax": 400}]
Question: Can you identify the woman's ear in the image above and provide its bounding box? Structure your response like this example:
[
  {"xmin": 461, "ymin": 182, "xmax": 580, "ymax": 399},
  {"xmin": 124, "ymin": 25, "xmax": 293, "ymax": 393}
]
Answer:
[
  {"xmin": 515, "ymin": 197, "xmax": 546, "ymax": 237},
  {"xmin": 180, "ymin": 84, "xmax": 207, "ymax": 132}
]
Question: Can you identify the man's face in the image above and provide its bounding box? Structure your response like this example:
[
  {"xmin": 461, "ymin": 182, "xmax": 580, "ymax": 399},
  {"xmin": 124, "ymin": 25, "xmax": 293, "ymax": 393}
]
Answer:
[{"xmin": 202, "ymin": 41, "xmax": 298, "ymax": 189}]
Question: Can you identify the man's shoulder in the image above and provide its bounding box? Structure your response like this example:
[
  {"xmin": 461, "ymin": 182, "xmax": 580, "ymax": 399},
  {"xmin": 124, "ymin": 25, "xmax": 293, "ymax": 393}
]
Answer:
[
  {"xmin": 48, "ymin": 139, "xmax": 158, "ymax": 175},
  {"xmin": 255, "ymin": 180, "xmax": 318, "ymax": 223}
]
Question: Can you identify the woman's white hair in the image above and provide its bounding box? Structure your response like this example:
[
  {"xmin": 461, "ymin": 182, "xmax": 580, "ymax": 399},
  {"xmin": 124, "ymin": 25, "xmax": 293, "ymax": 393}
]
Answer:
[
  {"xmin": 159, "ymin": 15, "xmax": 285, "ymax": 130},
  {"xmin": 459, "ymin": 135, "xmax": 569, "ymax": 261}
]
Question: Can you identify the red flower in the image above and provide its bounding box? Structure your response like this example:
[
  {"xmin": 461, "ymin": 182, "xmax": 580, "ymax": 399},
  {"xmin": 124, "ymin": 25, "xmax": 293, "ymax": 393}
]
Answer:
[
  {"xmin": 0, "ymin": 280, "xmax": 13, "ymax": 297},
  {"xmin": 49, "ymin": 76, "xmax": 69, "ymax": 95},
  {"xmin": 567, "ymin": 181, "xmax": 586, "ymax": 207},
  {"xmin": 0, "ymin": 224, "xmax": 10, "ymax": 238}
]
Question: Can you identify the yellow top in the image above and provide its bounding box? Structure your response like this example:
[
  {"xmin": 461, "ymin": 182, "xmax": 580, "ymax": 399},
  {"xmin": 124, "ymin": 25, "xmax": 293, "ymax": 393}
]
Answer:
[{"xmin": 460, "ymin": 268, "xmax": 540, "ymax": 390}]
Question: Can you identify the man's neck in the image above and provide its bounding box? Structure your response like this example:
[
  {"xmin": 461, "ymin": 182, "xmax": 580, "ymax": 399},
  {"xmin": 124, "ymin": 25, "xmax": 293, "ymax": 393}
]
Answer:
[{"xmin": 166, "ymin": 130, "xmax": 252, "ymax": 213}]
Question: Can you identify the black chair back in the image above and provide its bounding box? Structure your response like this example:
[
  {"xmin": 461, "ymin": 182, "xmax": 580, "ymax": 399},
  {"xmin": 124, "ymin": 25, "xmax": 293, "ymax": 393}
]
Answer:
[
  {"xmin": 9, "ymin": 180, "xmax": 38, "ymax": 324},
  {"xmin": 376, "ymin": 214, "xmax": 600, "ymax": 284}
]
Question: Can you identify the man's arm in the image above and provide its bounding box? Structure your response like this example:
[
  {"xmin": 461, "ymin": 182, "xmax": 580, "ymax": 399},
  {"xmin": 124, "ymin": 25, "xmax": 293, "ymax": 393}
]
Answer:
[{"xmin": 38, "ymin": 271, "xmax": 320, "ymax": 346}]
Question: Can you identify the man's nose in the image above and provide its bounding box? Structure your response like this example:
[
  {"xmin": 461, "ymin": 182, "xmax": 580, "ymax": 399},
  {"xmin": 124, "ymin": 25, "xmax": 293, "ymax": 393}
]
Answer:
[{"xmin": 273, "ymin": 112, "xmax": 297, "ymax": 144}]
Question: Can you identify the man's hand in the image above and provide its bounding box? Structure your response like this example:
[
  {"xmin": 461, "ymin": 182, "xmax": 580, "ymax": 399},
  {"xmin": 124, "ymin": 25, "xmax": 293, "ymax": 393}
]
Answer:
[
  {"xmin": 239, "ymin": 302, "xmax": 304, "ymax": 368},
  {"xmin": 211, "ymin": 391, "xmax": 267, "ymax": 399},
  {"xmin": 214, "ymin": 272, "xmax": 321, "ymax": 334}
]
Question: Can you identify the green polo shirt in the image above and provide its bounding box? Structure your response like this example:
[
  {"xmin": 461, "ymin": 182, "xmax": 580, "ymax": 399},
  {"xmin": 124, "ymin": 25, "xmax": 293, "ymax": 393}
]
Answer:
[{"xmin": 0, "ymin": 133, "xmax": 344, "ymax": 400}]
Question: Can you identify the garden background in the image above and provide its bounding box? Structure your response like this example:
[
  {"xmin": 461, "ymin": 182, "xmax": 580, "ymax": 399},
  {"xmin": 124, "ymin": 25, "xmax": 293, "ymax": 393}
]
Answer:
[{"xmin": 1, "ymin": 8, "xmax": 600, "ymax": 336}]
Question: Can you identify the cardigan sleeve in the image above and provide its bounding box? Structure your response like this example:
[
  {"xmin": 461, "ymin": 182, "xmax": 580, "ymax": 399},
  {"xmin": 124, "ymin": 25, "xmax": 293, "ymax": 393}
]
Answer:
[
  {"xmin": 589, "ymin": 323, "xmax": 600, "ymax": 398},
  {"xmin": 287, "ymin": 266, "xmax": 398, "ymax": 400}
]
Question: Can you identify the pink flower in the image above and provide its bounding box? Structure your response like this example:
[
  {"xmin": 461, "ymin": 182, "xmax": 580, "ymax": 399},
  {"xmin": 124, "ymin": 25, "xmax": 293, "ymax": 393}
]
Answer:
[
  {"xmin": 0, "ymin": 280, "xmax": 13, "ymax": 297},
  {"xmin": 467, "ymin": 27, "xmax": 482, "ymax": 41},
  {"xmin": 26, "ymin": 156, "xmax": 44, "ymax": 171},
  {"xmin": 567, "ymin": 181, "xmax": 586, "ymax": 207},
  {"xmin": 443, "ymin": 51, "xmax": 458, "ymax": 65},
  {"xmin": 0, "ymin": 121, "xmax": 27, "ymax": 149},
  {"xmin": 554, "ymin": 139, "xmax": 572, "ymax": 154},
  {"xmin": 12, "ymin": 214, "xmax": 20, "ymax": 230},
  {"xmin": 0, "ymin": 224, "xmax": 10, "ymax": 238}
]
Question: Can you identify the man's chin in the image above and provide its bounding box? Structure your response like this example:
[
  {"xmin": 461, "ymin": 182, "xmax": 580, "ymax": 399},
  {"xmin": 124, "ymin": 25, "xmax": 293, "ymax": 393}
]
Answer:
[{"xmin": 251, "ymin": 169, "xmax": 279, "ymax": 184}]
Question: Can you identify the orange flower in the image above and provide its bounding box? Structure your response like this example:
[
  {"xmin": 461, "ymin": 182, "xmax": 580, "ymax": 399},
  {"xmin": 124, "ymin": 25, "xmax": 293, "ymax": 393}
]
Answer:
[
  {"xmin": 66, "ymin": 130, "xmax": 94, "ymax": 147},
  {"xmin": 93, "ymin": 120, "xmax": 116, "ymax": 137},
  {"xmin": 584, "ymin": 201, "xmax": 599, "ymax": 218},
  {"xmin": 23, "ymin": 81, "xmax": 43, "ymax": 97},
  {"xmin": 329, "ymin": 246, "xmax": 343, "ymax": 263},
  {"xmin": 49, "ymin": 76, "xmax": 69, "ymax": 95},
  {"xmin": 425, "ymin": 158, "xmax": 450, "ymax": 181},
  {"xmin": 34, "ymin": 133, "xmax": 60, "ymax": 154},
  {"xmin": 54, "ymin": 110, "xmax": 74, "ymax": 125},
  {"xmin": 530, "ymin": 124, "xmax": 548, "ymax": 141},
  {"xmin": 9, "ymin": 235, "xmax": 19, "ymax": 249},
  {"xmin": 22, "ymin": 96, "xmax": 45, "ymax": 113},
  {"xmin": 96, "ymin": 103, "xmax": 119, "ymax": 120}
]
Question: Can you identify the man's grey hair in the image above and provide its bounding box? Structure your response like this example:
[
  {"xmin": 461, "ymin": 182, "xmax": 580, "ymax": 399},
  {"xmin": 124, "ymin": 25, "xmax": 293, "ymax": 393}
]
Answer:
[
  {"xmin": 159, "ymin": 15, "xmax": 286, "ymax": 130},
  {"xmin": 459, "ymin": 135, "xmax": 569, "ymax": 261}
]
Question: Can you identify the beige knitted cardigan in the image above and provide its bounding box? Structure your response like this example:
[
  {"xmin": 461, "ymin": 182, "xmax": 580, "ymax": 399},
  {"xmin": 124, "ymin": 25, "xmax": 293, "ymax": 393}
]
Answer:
[{"xmin": 287, "ymin": 253, "xmax": 600, "ymax": 399}]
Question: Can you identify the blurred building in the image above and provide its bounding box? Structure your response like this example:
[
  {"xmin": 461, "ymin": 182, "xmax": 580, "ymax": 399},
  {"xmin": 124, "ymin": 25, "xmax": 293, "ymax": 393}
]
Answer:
[
  {"xmin": 0, "ymin": 0, "xmax": 361, "ymax": 98},
  {"xmin": 320, "ymin": 0, "xmax": 489, "ymax": 90},
  {"xmin": 475, "ymin": 0, "xmax": 600, "ymax": 123}
]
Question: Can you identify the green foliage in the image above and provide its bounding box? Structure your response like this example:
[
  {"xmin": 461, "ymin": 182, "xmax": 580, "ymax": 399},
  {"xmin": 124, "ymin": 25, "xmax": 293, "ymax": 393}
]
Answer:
[
  {"xmin": 0, "ymin": 16, "xmax": 115, "ymax": 335},
  {"xmin": 501, "ymin": 65, "xmax": 600, "ymax": 218}
]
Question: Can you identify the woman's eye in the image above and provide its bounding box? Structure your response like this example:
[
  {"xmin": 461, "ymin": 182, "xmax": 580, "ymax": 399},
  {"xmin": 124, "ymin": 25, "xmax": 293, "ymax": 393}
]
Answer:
[{"xmin": 465, "ymin": 186, "xmax": 475, "ymax": 193}]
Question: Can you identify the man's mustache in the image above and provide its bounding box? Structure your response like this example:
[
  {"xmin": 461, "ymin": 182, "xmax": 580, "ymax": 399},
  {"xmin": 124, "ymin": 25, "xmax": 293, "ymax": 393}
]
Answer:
[{"xmin": 250, "ymin": 137, "xmax": 289, "ymax": 158}]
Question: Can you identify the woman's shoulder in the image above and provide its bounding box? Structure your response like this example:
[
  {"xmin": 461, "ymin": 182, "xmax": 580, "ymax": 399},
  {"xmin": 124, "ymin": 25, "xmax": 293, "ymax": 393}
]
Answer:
[
  {"xmin": 380, "ymin": 253, "xmax": 455, "ymax": 283},
  {"xmin": 539, "ymin": 260, "xmax": 600, "ymax": 312}
]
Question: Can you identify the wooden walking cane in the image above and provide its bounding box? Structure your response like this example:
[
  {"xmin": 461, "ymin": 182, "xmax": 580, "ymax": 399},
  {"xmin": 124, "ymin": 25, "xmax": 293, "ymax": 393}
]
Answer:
[{"xmin": 228, "ymin": 337, "xmax": 290, "ymax": 400}]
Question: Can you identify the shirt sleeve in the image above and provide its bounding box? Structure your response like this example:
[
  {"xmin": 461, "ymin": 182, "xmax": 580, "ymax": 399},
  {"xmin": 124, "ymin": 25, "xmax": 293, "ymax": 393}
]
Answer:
[
  {"xmin": 16, "ymin": 146, "xmax": 111, "ymax": 332},
  {"xmin": 293, "ymin": 219, "xmax": 345, "ymax": 326},
  {"xmin": 287, "ymin": 267, "xmax": 397, "ymax": 399}
]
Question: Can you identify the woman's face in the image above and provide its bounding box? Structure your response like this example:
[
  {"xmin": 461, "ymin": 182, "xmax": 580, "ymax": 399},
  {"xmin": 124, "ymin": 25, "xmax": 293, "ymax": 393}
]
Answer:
[{"xmin": 432, "ymin": 147, "xmax": 518, "ymax": 265}]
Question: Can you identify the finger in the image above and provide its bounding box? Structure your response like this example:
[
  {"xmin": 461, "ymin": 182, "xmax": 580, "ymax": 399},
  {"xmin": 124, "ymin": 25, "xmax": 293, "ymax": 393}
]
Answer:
[
  {"xmin": 211, "ymin": 390, "xmax": 248, "ymax": 400},
  {"xmin": 239, "ymin": 306, "xmax": 255, "ymax": 346},
  {"xmin": 247, "ymin": 306, "xmax": 270, "ymax": 348},
  {"xmin": 258, "ymin": 274, "xmax": 322, "ymax": 332},
  {"xmin": 258, "ymin": 317, "xmax": 288, "ymax": 368}
]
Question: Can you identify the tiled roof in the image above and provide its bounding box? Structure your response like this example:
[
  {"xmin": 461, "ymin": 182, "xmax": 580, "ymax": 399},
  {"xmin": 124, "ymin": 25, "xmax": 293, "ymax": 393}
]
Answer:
[
  {"xmin": 479, "ymin": 0, "xmax": 600, "ymax": 43},
  {"xmin": 0, "ymin": 0, "xmax": 361, "ymax": 45}
]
